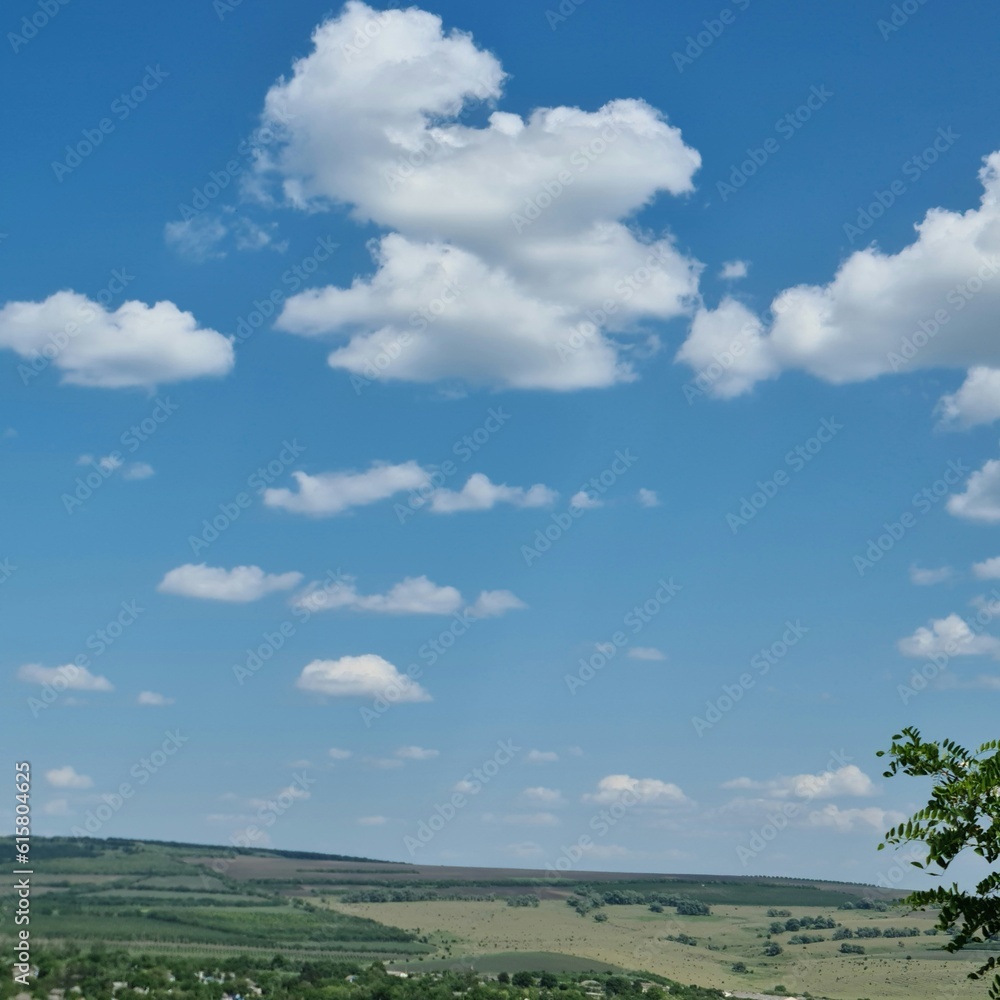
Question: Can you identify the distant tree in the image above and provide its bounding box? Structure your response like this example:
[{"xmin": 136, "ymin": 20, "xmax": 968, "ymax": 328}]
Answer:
[
  {"xmin": 593, "ymin": 912, "xmax": 608, "ymax": 923},
  {"xmin": 511, "ymin": 972, "xmax": 534, "ymax": 988},
  {"xmin": 603, "ymin": 977, "xmax": 631, "ymax": 995},
  {"xmin": 879, "ymin": 728, "xmax": 1000, "ymax": 998},
  {"xmin": 675, "ymin": 900, "xmax": 711, "ymax": 916},
  {"xmin": 730, "ymin": 962, "xmax": 748, "ymax": 974},
  {"xmin": 763, "ymin": 943, "xmax": 782, "ymax": 957},
  {"xmin": 847, "ymin": 897, "xmax": 887, "ymax": 911},
  {"xmin": 538, "ymin": 973, "xmax": 558, "ymax": 989},
  {"xmin": 497, "ymin": 972, "xmax": 510, "ymax": 984},
  {"xmin": 506, "ymin": 894, "xmax": 540, "ymax": 908},
  {"xmin": 222, "ymin": 954, "xmax": 254, "ymax": 976},
  {"xmin": 369, "ymin": 980, "xmax": 394, "ymax": 1000},
  {"xmin": 649, "ymin": 903, "xmax": 664, "ymax": 913},
  {"xmin": 664, "ymin": 933, "xmax": 697, "ymax": 947}
]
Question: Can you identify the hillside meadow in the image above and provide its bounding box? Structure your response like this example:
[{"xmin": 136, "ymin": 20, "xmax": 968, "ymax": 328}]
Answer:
[
  {"xmin": 325, "ymin": 897, "xmax": 987, "ymax": 1000},
  {"xmin": 3, "ymin": 837, "xmax": 997, "ymax": 999}
]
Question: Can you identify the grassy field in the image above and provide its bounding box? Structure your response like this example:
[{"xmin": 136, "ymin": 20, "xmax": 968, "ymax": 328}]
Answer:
[
  {"xmin": 21, "ymin": 898, "xmax": 430, "ymax": 952},
  {"xmin": 0, "ymin": 838, "xmax": 432, "ymax": 960},
  {"xmin": 396, "ymin": 951, "xmax": 626, "ymax": 975},
  {"xmin": 327, "ymin": 898, "xmax": 990, "ymax": 1000}
]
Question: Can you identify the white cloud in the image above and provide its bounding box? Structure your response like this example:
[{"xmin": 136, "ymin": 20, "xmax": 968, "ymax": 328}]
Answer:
[
  {"xmin": 522, "ymin": 786, "xmax": 565, "ymax": 805},
  {"xmin": 570, "ymin": 490, "xmax": 603, "ymax": 510},
  {"xmin": 46, "ymin": 765, "xmax": 93, "ymax": 789},
  {"xmin": 292, "ymin": 578, "xmax": 368, "ymax": 613},
  {"xmin": 280, "ymin": 235, "xmax": 692, "ymax": 391},
  {"xmin": 637, "ymin": 487, "xmax": 660, "ymax": 507},
  {"xmin": 428, "ymin": 473, "xmax": 556, "ymax": 512},
  {"xmin": 676, "ymin": 298, "xmax": 778, "ymax": 398},
  {"xmin": 806, "ymin": 804, "xmax": 905, "ymax": 833},
  {"xmin": 358, "ymin": 815, "xmax": 388, "ymax": 825},
  {"xmin": 264, "ymin": 461, "xmax": 556, "ymax": 517},
  {"xmin": 937, "ymin": 366, "xmax": 1000, "ymax": 429},
  {"xmin": 328, "ymin": 747, "xmax": 353, "ymax": 760},
  {"xmin": 898, "ymin": 613, "xmax": 1000, "ymax": 659},
  {"xmin": 137, "ymin": 691, "xmax": 174, "ymax": 706},
  {"xmin": 974, "ymin": 556, "xmax": 1000, "ymax": 579},
  {"xmin": 43, "ymin": 799, "xmax": 73, "ymax": 816},
  {"xmin": 296, "ymin": 654, "xmax": 431, "ymax": 701},
  {"xmin": 583, "ymin": 774, "xmax": 689, "ymax": 806},
  {"xmin": 166, "ymin": 213, "xmax": 283, "ymax": 260},
  {"xmin": 677, "ymin": 151, "xmax": 1000, "ymax": 411},
  {"xmin": 722, "ymin": 765, "xmax": 877, "ymax": 800},
  {"xmin": 264, "ymin": 460, "xmax": 430, "ymax": 516},
  {"xmin": 294, "ymin": 574, "xmax": 463, "ymax": 615},
  {"xmin": 233, "ymin": 217, "xmax": 280, "ymax": 252},
  {"xmin": 395, "ymin": 745, "xmax": 439, "ymax": 760},
  {"xmin": 720, "ymin": 778, "xmax": 759, "ymax": 791},
  {"xmin": 909, "ymin": 564, "xmax": 954, "ymax": 585},
  {"xmin": 158, "ymin": 563, "xmax": 303, "ymax": 602},
  {"xmin": 0, "ymin": 291, "xmax": 233, "ymax": 389},
  {"xmin": 628, "ymin": 646, "xmax": 666, "ymax": 661},
  {"xmin": 467, "ymin": 589, "xmax": 527, "ymax": 618},
  {"xmin": 949, "ymin": 459, "xmax": 1000, "ymax": 523},
  {"xmin": 123, "ymin": 462, "xmax": 155, "ymax": 480},
  {"xmin": 17, "ymin": 663, "xmax": 113, "ymax": 692},
  {"xmin": 255, "ymin": 2, "xmax": 702, "ymax": 391},
  {"xmin": 524, "ymin": 749, "xmax": 559, "ymax": 763},
  {"xmin": 248, "ymin": 783, "xmax": 312, "ymax": 811},
  {"xmin": 719, "ymin": 260, "xmax": 749, "ymax": 280},
  {"xmin": 295, "ymin": 575, "xmax": 524, "ymax": 618},
  {"xmin": 165, "ymin": 215, "xmax": 228, "ymax": 261},
  {"xmin": 78, "ymin": 453, "xmax": 122, "ymax": 473}
]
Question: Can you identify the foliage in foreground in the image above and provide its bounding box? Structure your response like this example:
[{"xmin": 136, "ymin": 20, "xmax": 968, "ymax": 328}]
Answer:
[{"xmin": 879, "ymin": 728, "xmax": 1000, "ymax": 998}]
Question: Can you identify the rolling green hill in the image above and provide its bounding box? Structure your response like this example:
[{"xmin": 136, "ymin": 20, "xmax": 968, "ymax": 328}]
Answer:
[{"xmin": 2, "ymin": 835, "xmax": 993, "ymax": 999}]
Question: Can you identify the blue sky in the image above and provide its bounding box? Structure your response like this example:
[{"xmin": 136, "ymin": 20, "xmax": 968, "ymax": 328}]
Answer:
[{"xmin": 3, "ymin": 0, "xmax": 1000, "ymax": 887}]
